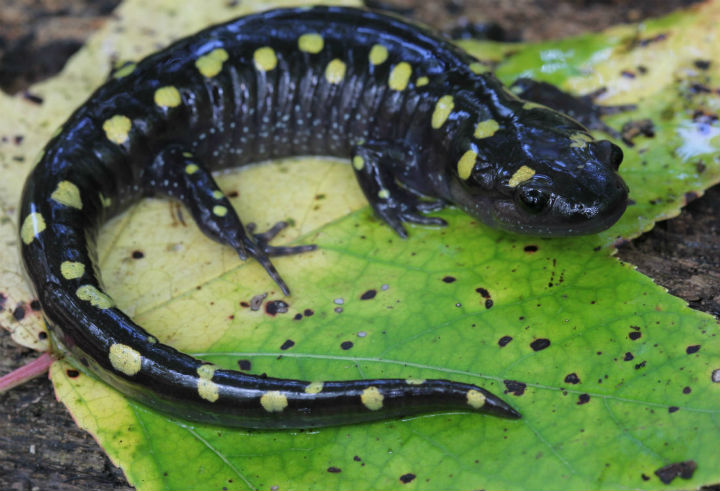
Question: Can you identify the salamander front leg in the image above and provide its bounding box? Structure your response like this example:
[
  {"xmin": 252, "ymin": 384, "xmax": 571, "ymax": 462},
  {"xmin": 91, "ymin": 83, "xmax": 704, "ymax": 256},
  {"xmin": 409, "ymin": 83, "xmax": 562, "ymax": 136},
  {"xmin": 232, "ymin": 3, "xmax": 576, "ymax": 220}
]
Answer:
[
  {"xmin": 352, "ymin": 142, "xmax": 447, "ymax": 238},
  {"xmin": 144, "ymin": 146, "xmax": 315, "ymax": 295}
]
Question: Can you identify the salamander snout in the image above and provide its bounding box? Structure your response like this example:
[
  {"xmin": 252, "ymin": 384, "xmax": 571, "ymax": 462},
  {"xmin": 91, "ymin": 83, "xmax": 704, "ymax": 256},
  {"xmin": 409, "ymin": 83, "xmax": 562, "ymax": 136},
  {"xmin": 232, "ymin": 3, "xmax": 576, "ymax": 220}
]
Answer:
[{"xmin": 591, "ymin": 139, "xmax": 623, "ymax": 171}]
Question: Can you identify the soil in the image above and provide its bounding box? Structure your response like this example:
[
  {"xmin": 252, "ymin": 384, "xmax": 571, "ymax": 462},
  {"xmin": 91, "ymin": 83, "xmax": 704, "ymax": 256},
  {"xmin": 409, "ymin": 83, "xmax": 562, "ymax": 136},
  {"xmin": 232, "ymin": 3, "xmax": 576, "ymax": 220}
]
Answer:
[{"xmin": 0, "ymin": 1, "xmax": 717, "ymax": 489}]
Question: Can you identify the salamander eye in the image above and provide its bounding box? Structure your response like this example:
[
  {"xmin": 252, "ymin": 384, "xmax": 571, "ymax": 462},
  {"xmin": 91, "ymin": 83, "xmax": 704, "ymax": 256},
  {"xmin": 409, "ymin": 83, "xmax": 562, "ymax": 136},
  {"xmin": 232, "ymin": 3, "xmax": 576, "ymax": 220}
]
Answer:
[{"xmin": 516, "ymin": 186, "xmax": 550, "ymax": 214}]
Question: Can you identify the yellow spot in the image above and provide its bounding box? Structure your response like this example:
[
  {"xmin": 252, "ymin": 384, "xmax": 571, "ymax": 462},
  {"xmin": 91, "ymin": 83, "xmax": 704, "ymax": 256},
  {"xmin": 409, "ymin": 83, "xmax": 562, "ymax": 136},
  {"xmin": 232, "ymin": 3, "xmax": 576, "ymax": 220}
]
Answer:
[
  {"xmin": 103, "ymin": 115, "xmax": 131, "ymax": 145},
  {"xmin": 368, "ymin": 44, "xmax": 388, "ymax": 65},
  {"xmin": 325, "ymin": 58, "xmax": 346, "ymax": 84},
  {"xmin": 260, "ymin": 391, "xmax": 288, "ymax": 412},
  {"xmin": 51, "ymin": 181, "xmax": 82, "ymax": 209},
  {"xmin": 253, "ymin": 46, "xmax": 277, "ymax": 72},
  {"xmin": 20, "ymin": 212, "xmax": 46, "ymax": 245},
  {"xmin": 469, "ymin": 62, "xmax": 488, "ymax": 74},
  {"xmin": 182, "ymin": 151, "xmax": 193, "ymax": 158},
  {"xmin": 508, "ymin": 165, "xmax": 536, "ymax": 188},
  {"xmin": 522, "ymin": 101, "xmax": 545, "ymax": 110},
  {"xmin": 352, "ymin": 155, "xmax": 364, "ymax": 171},
  {"xmin": 99, "ymin": 192, "xmax": 112, "ymax": 208},
  {"xmin": 416, "ymin": 76, "xmax": 429, "ymax": 87},
  {"xmin": 147, "ymin": 336, "xmax": 157, "ymax": 344},
  {"xmin": 474, "ymin": 119, "xmax": 500, "ymax": 139},
  {"xmin": 109, "ymin": 343, "xmax": 142, "ymax": 376},
  {"xmin": 388, "ymin": 62, "xmax": 412, "ymax": 91},
  {"xmin": 361, "ymin": 386, "xmax": 384, "ymax": 411},
  {"xmin": 406, "ymin": 378, "xmax": 425, "ymax": 385},
  {"xmin": 570, "ymin": 132, "xmax": 593, "ymax": 149},
  {"xmin": 195, "ymin": 48, "xmax": 229, "ymax": 78},
  {"xmin": 378, "ymin": 189, "xmax": 390, "ymax": 199},
  {"xmin": 457, "ymin": 149, "xmax": 478, "ymax": 180},
  {"xmin": 213, "ymin": 205, "xmax": 228, "ymax": 217},
  {"xmin": 431, "ymin": 95, "xmax": 454, "ymax": 129},
  {"xmin": 211, "ymin": 190, "xmax": 224, "ymax": 199},
  {"xmin": 113, "ymin": 62, "xmax": 136, "ymax": 79},
  {"xmin": 76, "ymin": 284, "xmax": 114, "ymax": 309},
  {"xmin": 185, "ymin": 164, "xmax": 199, "ymax": 175},
  {"xmin": 467, "ymin": 389, "xmax": 486, "ymax": 409},
  {"xmin": 197, "ymin": 364, "xmax": 217, "ymax": 380},
  {"xmin": 60, "ymin": 261, "xmax": 85, "ymax": 280},
  {"xmin": 305, "ymin": 382, "xmax": 324, "ymax": 394},
  {"xmin": 197, "ymin": 365, "xmax": 219, "ymax": 402},
  {"xmin": 298, "ymin": 33, "xmax": 324, "ymax": 53},
  {"xmin": 154, "ymin": 86, "xmax": 182, "ymax": 108}
]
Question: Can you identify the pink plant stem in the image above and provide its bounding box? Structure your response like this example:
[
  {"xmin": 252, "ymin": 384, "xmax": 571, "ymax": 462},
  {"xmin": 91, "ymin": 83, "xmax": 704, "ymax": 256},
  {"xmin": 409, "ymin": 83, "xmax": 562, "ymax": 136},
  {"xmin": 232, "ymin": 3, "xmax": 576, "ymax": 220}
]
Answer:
[{"xmin": 0, "ymin": 352, "xmax": 55, "ymax": 393}]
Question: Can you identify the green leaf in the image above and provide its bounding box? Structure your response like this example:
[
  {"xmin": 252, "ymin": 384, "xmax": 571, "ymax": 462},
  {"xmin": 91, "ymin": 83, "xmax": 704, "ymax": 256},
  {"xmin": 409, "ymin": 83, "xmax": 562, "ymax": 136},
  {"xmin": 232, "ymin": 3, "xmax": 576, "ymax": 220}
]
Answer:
[{"xmin": 2, "ymin": 0, "xmax": 720, "ymax": 490}]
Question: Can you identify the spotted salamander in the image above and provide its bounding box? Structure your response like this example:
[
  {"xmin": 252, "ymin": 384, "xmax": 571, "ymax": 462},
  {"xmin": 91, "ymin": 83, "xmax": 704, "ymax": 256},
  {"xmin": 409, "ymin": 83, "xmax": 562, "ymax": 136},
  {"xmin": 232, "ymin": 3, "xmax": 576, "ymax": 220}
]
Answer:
[{"xmin": 18, "ymin": 6, "xmax": 628, "ymax": 428}]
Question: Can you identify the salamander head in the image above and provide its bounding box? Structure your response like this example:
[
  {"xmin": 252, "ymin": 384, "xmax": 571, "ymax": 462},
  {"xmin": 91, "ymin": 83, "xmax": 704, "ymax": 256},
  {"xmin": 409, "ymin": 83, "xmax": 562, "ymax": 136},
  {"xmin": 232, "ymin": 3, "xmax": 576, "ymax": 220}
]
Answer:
[{"xmin": 447, "ymin": 84, "xmax": 628, "ymax": 236}]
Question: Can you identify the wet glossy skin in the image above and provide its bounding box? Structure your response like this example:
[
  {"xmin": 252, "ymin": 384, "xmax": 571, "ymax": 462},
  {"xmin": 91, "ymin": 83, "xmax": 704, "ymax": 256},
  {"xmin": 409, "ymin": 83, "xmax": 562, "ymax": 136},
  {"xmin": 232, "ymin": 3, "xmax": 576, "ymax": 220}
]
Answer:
[{"xmin": 18, "ymin": 6, "xmax": 627, "ymax": 428}]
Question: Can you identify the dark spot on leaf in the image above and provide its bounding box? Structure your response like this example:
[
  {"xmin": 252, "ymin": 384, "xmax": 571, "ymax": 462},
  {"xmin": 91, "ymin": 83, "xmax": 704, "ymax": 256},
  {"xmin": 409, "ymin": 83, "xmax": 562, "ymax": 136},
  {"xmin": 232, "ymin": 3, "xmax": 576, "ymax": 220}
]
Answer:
[
  {"xmin": 498, "ymin": 335, "xmax": 512, "ymax": 347},
  {"xmin": 686, "ymin": 345, "xmax": 700, "ymax": 354},
  {"xmin": 30, "ymin": 300, "xmax": 41, "ymax": 311},
  {"xmin": 250, "ymin": 293, "xmax": 267, "ymax": 311},
  {"xmin": 239, "ymin": 301, "xmax": 250, "ymax": 308},
  {"xmin": 304, "ymin": 309, "xmax": 314, "ymax": 316},
  {"xmin": 621, "ymin": 69, "xmax": 636, "ymax": 78},
  {"xmin": 524, "ymin": 245, "xmax": 538, "ymax": 253},
  {"xmin": 628, "ymin": 331, "xmax": 641, "ymax": 340},
  {"xmin": 315, "ymin": 193, "xmax": 326, "ymax": 200},
  {"xmin": 38, "ymin": 331, "xmax": 47, "ymax": 340},
  {"xmin": 23, "ymin": 92, "xmax": 44, "ymax": 104},
  {"xmin": 682, "ymin": 386, "xmax": 691, "ymax": 394},
  {"xmin": 694, "ymin": 59, "xmax": 711, "ymax": 70},
  {"xmin": 131, "ymin": 250, "xmax": 145, "ymax": 259},
  {"xmin": 12, "ymin": 305, "xmax": 25, "ymax": 321},
  {"xmin": 66, "ymin": 369, "xmax": 79, "ymax": 378},
  {"xmin": 400, "ymin": 473, "xmax": 416, "ymax": 484},
  {"xmin": 360, "ymin": 289, "xmax": 377, "ymax": 300},
  {"xmin": 237, "ymin": 359, "xmax": 251, "ymax": 370},
  {"xmin": 475, "ymin": 287, "xmax": 490, "ymax": 298},
  {"xmin": 577, "ymin": 393, "xmax": 590, "ymax": 405},
  {"xmin": 227, "ymin": 190, "xmax": 239, "ymax": 198},
  {"xmin": 668, "ymin": 406, "xmax": 679, "ymax": 413},
  {"xmin": 265, "ymin": 300, "xmax": 289, "ymax": 316},
  {"xmin": 623, "ymin": 352, "xmax": 634, "ymax": 361},
  {"xmin": 353, "ymin": 455, "xmax": 362, "ymax": 462},
  {"xmin": 530, "ymin": 338, "xmax": 550, "ymax": 351},
  {"xmin": 564, "ymin": 373, "xmax": 580, "ymax": 384},
  {"xmin": 638, "ymin": 32, "xmax": 668, "ymax": 47},
  {"xmin": 293, "ymin": 313, "xmax": 302, "ymax": 320},
  {"xmin": 280, "ymin": 339, "xmax": 295, "ymax": 350},
  {"xmin": 485, "ymin": 299, "xmax": 494, "ymax": 309},
  {"xmin": 442, "ymin": 276, "xmax": 456, "ymax": 283},
  {"xmin": 340, "ymin": 341, "xmax": 354, "ymax": 350},
  {"xmin": 641, "ymin": 473, "xmax": 650, "ymax": 481},
  {"xmin": 327, "ymin": 466, "xmax": 342, "ymax": 473},
  {"xmin": 503, "ymin": 379, "xmax": 526, "ymax": 396},
  {"xmin": 634, "ymin": 361, "xmax": 646, "ymax": 370},
  {"xmin": 654, "ymin": 460, "xmax": 697, "ymax": 484}
]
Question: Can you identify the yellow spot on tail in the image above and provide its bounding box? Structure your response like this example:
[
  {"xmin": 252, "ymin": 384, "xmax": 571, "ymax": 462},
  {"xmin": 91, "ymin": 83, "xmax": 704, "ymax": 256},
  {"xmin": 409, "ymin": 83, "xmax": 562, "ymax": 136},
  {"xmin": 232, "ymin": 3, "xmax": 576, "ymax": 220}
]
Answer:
[
  {"xmin": 109, "ymin": 344, "xmax": 142, "ymax": 376},
  {"xmin": 570, "ymin": 132, "xmax": 593, "ymax": 149},
  {"xmin": 368, "ymin": 44, "xmax": 388, "ymax": 65},
  {"xmin": 51, "ymin": 181, "xmax": 82, "ymax": 209},
  {"xmin": 388, "ymin": 62, "xmax": 412, "ymax": 91},
  {"xmin": 197, "ymin": 364, "xmax": 216, "ymax": 380},
  {"xmin": 103, "ymin": 115, "xmax": 131, "ymax": 145},
  {"xmin": 211, "ymin": 190, "xmax": 224, "ymax": 199},
  {"xmin": 325, "ymin": 58, "xmax": 346, "ymax": 84},
  {"xmin": 76, "ymin": 285, "xmax": 114, "ymax": 309},
  {"xmin": 305, "ymin": 382, "xmax": 324, "ymax": 394},
  {"xmin": 457, "ymin": 149, "xmax": 478, "ymax": 180},
  {"xmin": 260, "ymin": 391, "xmax": 288, "ymax": 412},
  {"xmin": 147, "ymin": 336, "xmax": 157, "ymax": 344},
  {"xmin": 361, "ymin": 386, "xmax": 383, "ymax": 410},
  {"xmin": 113, "ymin": 62, "xmax": 136, "ymax": 79},
  {"xmin": 467, "ymin": 389, "xmax": 486, "ymax": 409},
  {"xmin": 253, "ymin": 46, "xmax": 277, "ymax": 72},
  {"xmin": 378, "ymin": 189, "xmax": 390, "ymax": 199},
  {"xmin": 213, "ymin": 205, "xmax": 228, "ymax": 217},
  {"xmin": 406, "ymin": 378, "xmax": 425, "ymax": 385},
  {"xmin": 185, "ymin": 164, "xmax": 199, "ymax": 175},
  {"xmin": 197, "ymin": 365, "xmax": 219, "ymax": 402},
  {"xmin": 508, "ymin": 165, "xmax": 536, "ymax": 188},
  {"xmin": 469, "ymin": 62, "xmax": 488, "ymax": 74},
  {"xmin": 431, "ymin": 95, "xmax": 454, "ymax": 129},
  {"xmin": 154, "ymin": 86, "xmax": 182, "ymax": 108},
  {"xmin": 60, "ymin": 261, "xmax": 85, "ymax": 280},
  {"xmin": 99, "ymin": 192, "xmax": 112, "ymax": 208},
  {"xmin": 352, "ymin": 155, "xmax": 364, "ymax": 171},
  {"xmin": 298, "ymin": 33, "xmax": 324, "ymax": 53},
  {"xmin": 196, "ymin": 48, "xmax": 229, "ymax": 77},
  {"xmin": 522, "ymin": 101, "xmax": 545, "ymax": 110},
  {"xmin": 21, "ymin": 212, "xmax": 46, "ymax": 245},
  {"xmin": 416, "ymin": 76, "xmax": 429, "ymax": 87},
  {"xmin": 474, "ymin": 119, "xmax": 500, "ymax": 139}
]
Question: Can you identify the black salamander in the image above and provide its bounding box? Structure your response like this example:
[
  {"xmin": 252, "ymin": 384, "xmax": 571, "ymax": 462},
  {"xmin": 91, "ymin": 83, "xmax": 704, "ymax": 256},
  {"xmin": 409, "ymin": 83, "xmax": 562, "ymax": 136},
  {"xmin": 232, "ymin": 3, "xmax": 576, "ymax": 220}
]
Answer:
[{"xmin": 18, "ymin": 6, "xmax": 628, "ymax": 428}]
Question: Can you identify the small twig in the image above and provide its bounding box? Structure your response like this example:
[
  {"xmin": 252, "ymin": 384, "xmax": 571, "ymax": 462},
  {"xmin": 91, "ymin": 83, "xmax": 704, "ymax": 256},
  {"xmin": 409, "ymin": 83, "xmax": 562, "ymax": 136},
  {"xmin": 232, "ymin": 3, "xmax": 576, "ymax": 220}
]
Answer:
[{"xmin": 0, "ymin": 352, "xmax": 55, "ymax": 393}]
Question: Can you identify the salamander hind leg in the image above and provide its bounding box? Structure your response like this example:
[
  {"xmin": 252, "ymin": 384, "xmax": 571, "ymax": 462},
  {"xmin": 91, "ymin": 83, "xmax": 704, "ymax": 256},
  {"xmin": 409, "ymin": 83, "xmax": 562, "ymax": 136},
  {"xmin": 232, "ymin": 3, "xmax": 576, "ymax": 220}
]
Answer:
[
  {"xmin": 352, "ymin": 141, "xmax": 448, "ymax": 238},
  {"xmin": 144, "ymin": 146, "xmax": 315, "ymax": 295}
]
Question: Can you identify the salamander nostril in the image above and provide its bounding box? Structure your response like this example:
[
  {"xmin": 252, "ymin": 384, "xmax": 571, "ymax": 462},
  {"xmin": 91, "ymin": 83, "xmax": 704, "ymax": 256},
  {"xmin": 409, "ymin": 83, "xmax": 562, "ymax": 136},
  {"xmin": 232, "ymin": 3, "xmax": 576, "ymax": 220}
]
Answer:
[{"xmin": 594, "ymin": 140, "xmax": 624, "ymax": 171}]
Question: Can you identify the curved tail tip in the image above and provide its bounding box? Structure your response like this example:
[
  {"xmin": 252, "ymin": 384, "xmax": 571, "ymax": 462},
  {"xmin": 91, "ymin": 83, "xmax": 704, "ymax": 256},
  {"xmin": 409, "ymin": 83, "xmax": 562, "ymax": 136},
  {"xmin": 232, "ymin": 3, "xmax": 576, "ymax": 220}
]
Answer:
[{"xmin": 485, "ymin": 393, "xmax": 522, "ymax": 419}]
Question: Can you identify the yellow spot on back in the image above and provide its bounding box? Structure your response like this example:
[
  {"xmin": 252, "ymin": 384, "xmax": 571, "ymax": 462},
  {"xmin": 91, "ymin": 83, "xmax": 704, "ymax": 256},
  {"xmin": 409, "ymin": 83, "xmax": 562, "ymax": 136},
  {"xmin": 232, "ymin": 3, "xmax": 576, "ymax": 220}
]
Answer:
[
  {"xmin": 197, "ymin": 364, "xmax": 216, "ymax": 379},
  {"xmin": 197, "ymin": 365, "xmax": 219, "ymax": 402},
  {"xmin": 369, "ymin": 44, "xmax": 388, "ymax": 65},
  {"xmin": 76, "ymin": 285, "xmax": 114, "ymax": 309},
  {"xmin": 457, "ymin": 149, "xmax": 478, "ymax": 180},
  {"xmin": 60, "ymin": 261, "xmax": 85, "ymax": 280},
  {"xmin": 109, "ymin": 343, "xmax": 142, "ymax": 376},
  {"xmin": 352, "ymin": 155, "xmax": 364, "ymax": 171},
  {"xmin": 416, "ymin": 76, "xmax": 429, "ymax": 87},
  {"xmin": 147, "ymin": 336, "xmax": 157, "ymax": 344},
  {"xmin": 469, "ymin": 62, "xmax": 488, "ymax": 74},
  {"xmin": 260, "ymin": 391, "xmax": 288, "ymax": 412},
  {"xmin": 113, "ymin": 62, "xmax": 136, "ymax": 79},
  {"xmin": 361, "ymin": 386, "xmax": 384, "ymax": 411},
  {"xmin": 213, "ymin": 205, "xmax": 228, "ymax": 217},
  {"xmin": 508, "ymin": 165, "xmax": 536, "ymax": 188},
  {"xmin": 211, "ymin": 190, "xmax": 224, "ymax": 199},
  {"xmin": 431, "ymin": 95, "xmax": 454, "ymax": 129},
  {"xmin": 298, "ymin": 33, "xmax": 324, "ymax": 53},
  {"xmin": 185, "ymin": 164, "xmax": 199, "ymax": 175},
  {"xmin": 51, "ymin": 181, "xmax": 82, "ymax": 209},
  {"xmin": 103, "ymin": 115, "xmax": 131, "ymax": 145},
  {"xmin": 406, "ymin": 378, "xmax": 426, "ymax": 385},
  {"xmin": 474, "ymin": 119, "xmax": 500, "ymax": 139},
  {"xmin": 99, "ymin": 192, "xmax": 112, "ymax": 208},
  {"xmin": 467, "ymin": 389, "xmax": 486, "ymax": 409},
  {"xmin": 253, "ymin": 46, "xmax": 277, "ymax": 72},
  {"xmin": 378, "ymin": 189, "xmax": 390, "ymax": 199},
  {"xmin": 305, "ymin": 382, "xmax": 324, "ymax": 394},
  {"xmin": 570, "ymin": 132, "xmax": 593, "ymax": 149},
  {"xmin": 388, "ymin": 62, "xmax": 412, "ymax": 91},
  {"xmin": 154, "ymin": 86, "xmax": 182, "ymax": 108},
  {"xmin": 325, "ymin": 58, "xmax": 346, "ymax": 84},
  {"xmin": 196, "ymin": 48, "xmax": 229, "ymax": 77},
  {"xmin": 21, "ymin": 212, "xmax": 46, "ymax": 245}
]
